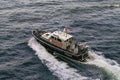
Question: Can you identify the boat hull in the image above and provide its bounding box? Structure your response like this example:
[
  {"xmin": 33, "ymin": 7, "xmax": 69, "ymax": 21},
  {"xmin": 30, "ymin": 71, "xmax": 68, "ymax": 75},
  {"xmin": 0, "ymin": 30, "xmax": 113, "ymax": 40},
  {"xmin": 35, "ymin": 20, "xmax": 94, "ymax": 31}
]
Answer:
[{"xmin": 32, "ymin": 30, "xmax": 88, "ymax": 61}]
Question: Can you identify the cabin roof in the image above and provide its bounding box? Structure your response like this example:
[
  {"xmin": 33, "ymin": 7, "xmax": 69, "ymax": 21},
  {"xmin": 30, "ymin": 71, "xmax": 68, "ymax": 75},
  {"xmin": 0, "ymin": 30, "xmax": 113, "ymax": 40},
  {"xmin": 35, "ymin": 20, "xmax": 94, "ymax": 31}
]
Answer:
[{"xmin": 52, "ymin": 31, "xmax": 73, "ymax": 41}]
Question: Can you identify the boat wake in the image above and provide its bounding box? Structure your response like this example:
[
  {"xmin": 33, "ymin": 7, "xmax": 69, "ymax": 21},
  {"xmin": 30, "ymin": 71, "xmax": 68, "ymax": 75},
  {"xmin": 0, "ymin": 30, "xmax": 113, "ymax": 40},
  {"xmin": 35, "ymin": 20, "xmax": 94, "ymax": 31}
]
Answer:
[
  {"xmin": 28, "ymin": 38, "xmax": 90, "ymax": 80},
  {"xmin": 28, "ymin": 37, "xmax": 120, "ymax": 80},
  {"xmin": 86, "ymin": 51, "xmax": 120, "ymax": 80}
]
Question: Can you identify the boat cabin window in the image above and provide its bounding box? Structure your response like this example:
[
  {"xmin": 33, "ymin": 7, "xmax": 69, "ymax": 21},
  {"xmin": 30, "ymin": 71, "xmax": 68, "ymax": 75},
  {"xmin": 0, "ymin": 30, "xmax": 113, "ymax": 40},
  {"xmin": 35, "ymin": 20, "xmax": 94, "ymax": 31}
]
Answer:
[
  {"xmin": 45, "ymin": 33, "xmax": 49, "ymax": 36},
  {"xmin": 66, "ymin": 38, "xmax": 73, "ymax": 43},
  {"xmin": 51, "ymin": 36, "xmax": 62, "ymax": 42},
  {"xmin": 57, "ymin": 38, "xmax": 62, "ymax": 42},
  {"xmin": 51, "ymin": 36, "xmax": 55, "ymax": 39}
]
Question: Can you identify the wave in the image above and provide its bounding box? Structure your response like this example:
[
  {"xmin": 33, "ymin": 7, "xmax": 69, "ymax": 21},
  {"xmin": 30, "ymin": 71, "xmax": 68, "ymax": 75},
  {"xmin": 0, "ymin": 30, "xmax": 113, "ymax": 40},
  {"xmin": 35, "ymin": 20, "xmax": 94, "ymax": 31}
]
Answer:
[
  {"xmin": 86, "ymin": 50, "xmax": 120, "ymax": 80},
  {"xmin": 28, "ymin": 37, "xmax": 120, "ymax": 80},
  {"xmin": 28, "ymin": 38, "xmax": 90, "ymax": 80}
]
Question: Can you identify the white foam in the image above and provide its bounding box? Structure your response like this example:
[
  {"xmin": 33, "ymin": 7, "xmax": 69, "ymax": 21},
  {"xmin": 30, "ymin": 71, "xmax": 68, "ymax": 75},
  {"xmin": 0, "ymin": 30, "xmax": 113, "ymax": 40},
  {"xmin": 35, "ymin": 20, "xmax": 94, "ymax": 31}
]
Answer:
[
  {"xmin": 86, "ymin": 50, "xmax": 120, "ymax": 80},
  {"xmin": 28, "ymin": 38, "xmax": 89, "ymax": 80}
]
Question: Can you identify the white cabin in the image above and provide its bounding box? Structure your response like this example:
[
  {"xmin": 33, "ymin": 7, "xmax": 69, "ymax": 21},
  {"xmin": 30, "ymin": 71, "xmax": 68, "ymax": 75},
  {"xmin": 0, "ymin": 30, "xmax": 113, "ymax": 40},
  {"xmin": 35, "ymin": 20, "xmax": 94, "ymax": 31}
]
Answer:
[
  {"xmin": 42, "ymin": 31, "xmax": 73, "ymax": 42},
  {"xmin": 41, "ymin": 30, "xmax": 79, "ymax": 54},
  {"xmin": 52, "ymin": 31, "xmax": 73, "ymax": 41}
]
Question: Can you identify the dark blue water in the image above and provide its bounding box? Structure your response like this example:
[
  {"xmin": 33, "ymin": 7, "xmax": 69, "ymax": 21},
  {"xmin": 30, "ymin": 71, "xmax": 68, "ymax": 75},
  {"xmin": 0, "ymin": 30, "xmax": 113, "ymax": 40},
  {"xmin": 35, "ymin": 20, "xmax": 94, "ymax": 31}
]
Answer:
[{"xmin": 0, "ymin": 0, "xmax": 120, "ymax": 80}]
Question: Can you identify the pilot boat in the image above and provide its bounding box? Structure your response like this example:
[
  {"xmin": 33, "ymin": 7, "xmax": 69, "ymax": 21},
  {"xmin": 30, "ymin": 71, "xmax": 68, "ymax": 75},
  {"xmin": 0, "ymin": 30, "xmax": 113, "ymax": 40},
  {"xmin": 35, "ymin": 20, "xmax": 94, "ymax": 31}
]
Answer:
[{"xmin": 32, "ymin": 28, "xmax": 89, "ymax": 62}]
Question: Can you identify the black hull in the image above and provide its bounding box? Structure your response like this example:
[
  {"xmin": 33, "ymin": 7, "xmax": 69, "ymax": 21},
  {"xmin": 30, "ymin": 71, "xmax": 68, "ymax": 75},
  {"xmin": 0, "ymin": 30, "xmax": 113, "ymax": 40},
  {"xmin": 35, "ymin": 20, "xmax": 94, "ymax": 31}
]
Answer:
[{"xmin": 32, "ymin": 30, "xmax": 88, "ymax": 61}]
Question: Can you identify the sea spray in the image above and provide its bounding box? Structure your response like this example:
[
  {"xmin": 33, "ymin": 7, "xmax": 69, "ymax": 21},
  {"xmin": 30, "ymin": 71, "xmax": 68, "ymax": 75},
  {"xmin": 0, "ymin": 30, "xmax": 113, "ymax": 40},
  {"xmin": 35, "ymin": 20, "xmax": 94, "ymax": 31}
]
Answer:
[
  {"xmin": 28, "ymin": 38, "xmax": 89, "ymax": 80},
  {"xmin": 85, "ymin": 50, "xmax": 120, "ymax": 80}
]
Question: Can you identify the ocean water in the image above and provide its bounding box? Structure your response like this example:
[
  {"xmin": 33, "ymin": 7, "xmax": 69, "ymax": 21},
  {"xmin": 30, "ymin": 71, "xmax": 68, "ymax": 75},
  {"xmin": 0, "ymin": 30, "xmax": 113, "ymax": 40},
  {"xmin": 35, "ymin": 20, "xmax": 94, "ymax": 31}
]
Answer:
[{"xmin": 0, "ymin": 0, "xmax": 120, "ymax": 80}]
